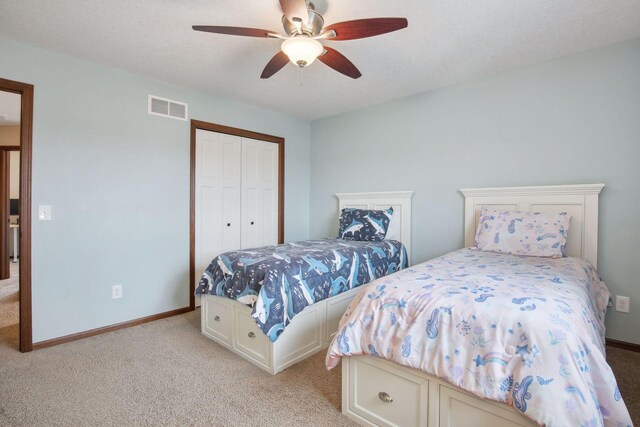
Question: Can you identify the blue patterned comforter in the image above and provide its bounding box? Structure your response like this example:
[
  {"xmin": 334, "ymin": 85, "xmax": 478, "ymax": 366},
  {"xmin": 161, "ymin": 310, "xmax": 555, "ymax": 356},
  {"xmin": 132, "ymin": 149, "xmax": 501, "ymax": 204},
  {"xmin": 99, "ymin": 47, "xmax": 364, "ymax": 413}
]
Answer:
[
  {"xmin": 326, "ymin": 248, "xmax": 631, "ymax": 426},
  {"xmin": 196, "ymin": 238, "xmax": 408, "ymax": 341}
]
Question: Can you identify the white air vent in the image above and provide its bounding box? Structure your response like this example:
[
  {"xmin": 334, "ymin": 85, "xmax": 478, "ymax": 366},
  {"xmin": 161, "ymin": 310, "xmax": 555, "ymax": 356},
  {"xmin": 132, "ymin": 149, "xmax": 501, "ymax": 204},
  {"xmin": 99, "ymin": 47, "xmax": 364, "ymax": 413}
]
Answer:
[{"xmin": 148, "ymin": 95, "xmax": 188, "ymax": 121}]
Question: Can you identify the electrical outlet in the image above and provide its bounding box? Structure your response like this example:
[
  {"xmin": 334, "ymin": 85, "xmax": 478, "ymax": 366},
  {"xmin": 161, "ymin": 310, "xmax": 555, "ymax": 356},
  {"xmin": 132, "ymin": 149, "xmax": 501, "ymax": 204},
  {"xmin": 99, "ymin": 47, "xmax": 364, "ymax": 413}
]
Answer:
[
  {"xmin": 112, "ymin": 284, "xmax": 123, "ymax": 299},
  {"xmin": 615, "ymin": 296, "xmax": 630, "ymax": 313}
]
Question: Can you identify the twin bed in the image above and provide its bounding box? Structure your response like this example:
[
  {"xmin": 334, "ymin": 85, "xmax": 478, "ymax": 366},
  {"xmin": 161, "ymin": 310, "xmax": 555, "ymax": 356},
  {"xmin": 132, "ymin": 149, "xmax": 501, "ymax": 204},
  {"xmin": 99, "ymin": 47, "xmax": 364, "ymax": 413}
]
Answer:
[
  {"xmin": 196, "ymin": 191, "xmax": 413, "ymax": 374},
  {"xmin": 329, "ymin": 184, "xmax": 631, "ymax": 427},
  {"xmin": 195, "ymin": 184, "xmax": 631, "ymax": 426}
]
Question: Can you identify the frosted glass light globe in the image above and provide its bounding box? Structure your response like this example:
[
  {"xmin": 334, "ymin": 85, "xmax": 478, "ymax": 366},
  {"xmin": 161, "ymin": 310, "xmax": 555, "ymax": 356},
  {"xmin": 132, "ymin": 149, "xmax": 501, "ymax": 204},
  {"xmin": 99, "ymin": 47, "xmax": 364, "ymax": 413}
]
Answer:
[{"xmin": 281, "ymin": 36, "xmax": 324, "ymax": 67}]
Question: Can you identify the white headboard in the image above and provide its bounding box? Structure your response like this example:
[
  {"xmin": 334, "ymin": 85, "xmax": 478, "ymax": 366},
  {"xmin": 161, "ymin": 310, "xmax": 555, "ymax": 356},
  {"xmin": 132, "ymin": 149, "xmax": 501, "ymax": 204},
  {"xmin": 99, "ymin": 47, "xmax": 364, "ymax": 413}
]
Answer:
[
  {"xmin": 336, "ymin": 191, "xmax": 414, "ymax": 264},
  {"xmin": 460, "ymin": 184, "xmax": 604, "ymax": 268}
]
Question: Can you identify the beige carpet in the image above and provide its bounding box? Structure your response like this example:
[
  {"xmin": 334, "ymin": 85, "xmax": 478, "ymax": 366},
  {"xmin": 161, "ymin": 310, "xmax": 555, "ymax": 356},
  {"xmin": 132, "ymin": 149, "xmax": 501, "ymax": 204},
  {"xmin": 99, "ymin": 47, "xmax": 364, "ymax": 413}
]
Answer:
[
  {"xmin": 0, "ymin": 309, "xmax": 356, "ymax": 427},
  {"xmin": 0, "ymin": 305, "xmax": 637, "ymax": 426},
  {"xmin": 607, "ymin": 346, "xmax": 640, "ymax": 424}
]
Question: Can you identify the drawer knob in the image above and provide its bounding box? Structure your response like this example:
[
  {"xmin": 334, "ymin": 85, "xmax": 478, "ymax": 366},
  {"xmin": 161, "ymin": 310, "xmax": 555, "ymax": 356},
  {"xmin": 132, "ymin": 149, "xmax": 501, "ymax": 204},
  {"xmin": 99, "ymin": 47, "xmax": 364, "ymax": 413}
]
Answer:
[
  {"xmin": 226, "ymin": 223, "xmax": 231, "ymax": 227},
  {"xmin": 378, "ymin": 392, "xmax": 393, "ymax": 403},
  {"xmin": 248, "ymin": 331, "xmax": 256, "ymax": 338},
  {"xmin": 250, "ymin": 221, "xmax": 255, "ymax": 225},
  {"xmin": 214, "ymin": 315, "xmax": 220, "ymax": 321}
]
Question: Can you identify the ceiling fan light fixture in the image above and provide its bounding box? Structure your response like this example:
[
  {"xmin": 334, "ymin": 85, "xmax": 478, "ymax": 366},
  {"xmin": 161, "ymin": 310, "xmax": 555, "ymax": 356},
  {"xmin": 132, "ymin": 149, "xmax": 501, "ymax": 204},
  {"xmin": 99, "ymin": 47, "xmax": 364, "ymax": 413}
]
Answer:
[{"xmin": 281, "ymin": 36, "xmax": 323, "ymax": 67}]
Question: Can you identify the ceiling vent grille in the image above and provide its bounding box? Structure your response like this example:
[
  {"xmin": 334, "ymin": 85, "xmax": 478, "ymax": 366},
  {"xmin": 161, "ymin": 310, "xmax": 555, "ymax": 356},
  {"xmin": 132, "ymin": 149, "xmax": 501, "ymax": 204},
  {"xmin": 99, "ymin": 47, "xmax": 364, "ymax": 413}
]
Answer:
[{"xmin": 148, "ymin": 95, "xmax": 188, "ymax": 121}]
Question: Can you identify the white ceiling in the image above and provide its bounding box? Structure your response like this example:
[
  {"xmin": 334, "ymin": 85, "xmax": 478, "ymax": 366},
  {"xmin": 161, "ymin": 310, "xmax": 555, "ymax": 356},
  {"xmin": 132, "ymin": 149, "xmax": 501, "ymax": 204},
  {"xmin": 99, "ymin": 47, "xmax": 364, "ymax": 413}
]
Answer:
[
  {"xmin": 0, "ymin": 90, "xmax": 21, "ymax": 125},
  {"xmin": 1, "ymin": 0, "xmax": 639, "ymax": 120}
]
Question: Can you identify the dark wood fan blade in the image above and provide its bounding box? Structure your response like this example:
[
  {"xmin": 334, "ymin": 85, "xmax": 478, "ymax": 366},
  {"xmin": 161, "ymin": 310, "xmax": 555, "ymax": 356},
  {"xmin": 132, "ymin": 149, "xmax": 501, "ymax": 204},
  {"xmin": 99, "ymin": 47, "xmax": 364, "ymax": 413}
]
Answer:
[
  {"xmin": 261, "ymin": 51, "xmax": 289, "ymax": 79},
  {"xmin": 322, "ymin": 18, "xmax": 408, "ymax": 41},
  {"xmin": 192, "ymin": 26, "xmax": 274, "ymax": 38},
  {"xmin": 279, "ymin": 0, "xmax": 308, "ymax": 24},
  {"xmin": 318, "ymin": 47, "xmax": 361, "ymax": 79}
]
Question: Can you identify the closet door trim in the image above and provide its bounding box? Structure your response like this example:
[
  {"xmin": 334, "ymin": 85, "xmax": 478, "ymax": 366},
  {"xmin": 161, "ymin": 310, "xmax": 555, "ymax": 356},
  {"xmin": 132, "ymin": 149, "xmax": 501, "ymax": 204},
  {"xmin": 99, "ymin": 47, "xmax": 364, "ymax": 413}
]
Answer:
[{"xmin": 189, "ymin": 120, "xmax": 284, "ymax": 310}]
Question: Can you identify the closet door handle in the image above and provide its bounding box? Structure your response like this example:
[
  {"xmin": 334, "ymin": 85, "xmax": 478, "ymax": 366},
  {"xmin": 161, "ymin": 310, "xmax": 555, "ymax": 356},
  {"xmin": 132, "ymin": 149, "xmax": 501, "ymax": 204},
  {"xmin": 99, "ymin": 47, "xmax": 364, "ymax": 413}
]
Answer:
[
  {"xmin": 214, "ymin": 315, "xmax": 220, "ymax": 322},
  {"xmin": 248, "ymin": 332, "xmax": 256, "ymax": 338},
  {"xmin": 226, "ymin": 223, "xmax": 231, "ymax": 227}
]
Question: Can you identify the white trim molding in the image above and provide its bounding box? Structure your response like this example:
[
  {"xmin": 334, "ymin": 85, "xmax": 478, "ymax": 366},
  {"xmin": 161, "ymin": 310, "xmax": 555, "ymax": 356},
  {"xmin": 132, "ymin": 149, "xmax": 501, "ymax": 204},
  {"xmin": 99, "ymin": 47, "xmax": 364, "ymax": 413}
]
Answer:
[
  {"xmin": 460, "ymin": 183, "xmax": 605, "ymax": 197},
  {"xmin": 336, "ymin": 190, "xmax": 416, "ymax": 200},
  {"xmin": 460, "ymin": 183, "xmax": 604, "ymax": 268}
]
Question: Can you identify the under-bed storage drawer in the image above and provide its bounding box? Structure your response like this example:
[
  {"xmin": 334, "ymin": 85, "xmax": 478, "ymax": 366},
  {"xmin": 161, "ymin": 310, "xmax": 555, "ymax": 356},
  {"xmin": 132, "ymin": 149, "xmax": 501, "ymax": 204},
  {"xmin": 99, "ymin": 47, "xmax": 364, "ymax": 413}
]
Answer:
[
  {"xmin": 439, "ymin": 385, "xmax": 537, "ymax": 427},
  {"xmin": 201, "ymin": 297, "xmax": 232, "ymax": 347},
  {"xmin": 347, "ymin": 357, "xmax": 429, "ymax": 427},
  {"xmin": 233, "ymin": 307, "xmax": 271, "ymax": 370}
]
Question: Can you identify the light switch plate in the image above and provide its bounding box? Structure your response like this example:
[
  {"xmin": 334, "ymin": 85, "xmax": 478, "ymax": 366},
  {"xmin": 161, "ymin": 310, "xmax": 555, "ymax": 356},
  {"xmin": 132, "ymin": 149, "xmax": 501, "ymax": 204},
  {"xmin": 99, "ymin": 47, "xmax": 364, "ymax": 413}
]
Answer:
[{"xmin": 38, "ymin": 205, "xmax": 52, "ymax": 221}]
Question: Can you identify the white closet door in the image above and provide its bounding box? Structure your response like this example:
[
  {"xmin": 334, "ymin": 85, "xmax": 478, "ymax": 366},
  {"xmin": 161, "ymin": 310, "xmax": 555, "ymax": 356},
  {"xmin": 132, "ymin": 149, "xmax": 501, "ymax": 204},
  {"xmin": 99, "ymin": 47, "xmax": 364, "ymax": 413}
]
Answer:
[
  {"xmin": 241, "ymin": 138, "xmax": 279, "ymax": 249},
  {"xmin": 195, "ymin": 130, "xmax": 242, "ymax": 287}
]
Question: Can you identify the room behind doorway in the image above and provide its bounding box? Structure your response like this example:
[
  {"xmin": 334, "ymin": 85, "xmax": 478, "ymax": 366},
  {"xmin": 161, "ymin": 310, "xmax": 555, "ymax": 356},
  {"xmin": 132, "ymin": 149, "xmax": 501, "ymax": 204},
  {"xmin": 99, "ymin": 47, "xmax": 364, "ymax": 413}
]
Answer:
[{"xmin": 0, "ymin": 89, "xmax": 21, "ymax": 350}]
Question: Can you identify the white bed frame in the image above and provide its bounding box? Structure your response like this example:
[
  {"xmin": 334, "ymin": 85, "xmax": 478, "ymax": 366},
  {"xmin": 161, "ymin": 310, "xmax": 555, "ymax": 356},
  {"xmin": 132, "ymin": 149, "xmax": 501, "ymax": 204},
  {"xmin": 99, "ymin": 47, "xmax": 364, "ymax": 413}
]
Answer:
[
  {"xmin": 200, "ymin": 191, "xmax": 414, "ymax": 374},
  {"xmin": 341, "ymin": 183, "xmax": 604, "ymax": 427}
]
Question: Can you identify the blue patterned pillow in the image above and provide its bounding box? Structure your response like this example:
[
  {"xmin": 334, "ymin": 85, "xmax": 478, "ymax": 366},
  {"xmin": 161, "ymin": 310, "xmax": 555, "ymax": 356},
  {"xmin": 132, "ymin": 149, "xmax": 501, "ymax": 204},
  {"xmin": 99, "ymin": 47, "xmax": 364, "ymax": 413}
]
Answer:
[{"xmin": 339, "ymin": 208, "xmax": 393, "ymax": 241}]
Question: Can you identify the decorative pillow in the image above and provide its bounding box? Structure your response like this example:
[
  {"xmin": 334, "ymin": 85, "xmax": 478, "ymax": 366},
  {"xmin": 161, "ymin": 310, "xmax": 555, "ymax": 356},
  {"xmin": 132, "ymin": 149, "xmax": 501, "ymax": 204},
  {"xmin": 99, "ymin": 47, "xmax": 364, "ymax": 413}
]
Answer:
[
  {"xmin": 474, "ymin": 209, "xmax": 571, "ymax": 258},
  {"xmin": 339, "ymin": 207, "xmax": 393, "ymax": 242},
  {"xmin": 384, "ymin": 209, "xmax": 399, "ymax": 241}
]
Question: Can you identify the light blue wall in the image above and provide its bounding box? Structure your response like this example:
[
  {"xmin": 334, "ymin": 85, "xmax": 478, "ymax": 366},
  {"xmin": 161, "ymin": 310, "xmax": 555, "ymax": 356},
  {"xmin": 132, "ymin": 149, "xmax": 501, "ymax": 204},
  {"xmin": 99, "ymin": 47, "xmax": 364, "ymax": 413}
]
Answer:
[
  {"xmin": 310, "ymin": 38, "xmax": 640, "ymax": 344},
  {"xmin": 2, "ymin": 35, "xmax": 638, "ymax": 345},
  {"xmin": 0, "ymin": 37, "xmax": 311, "ymax": 343}
]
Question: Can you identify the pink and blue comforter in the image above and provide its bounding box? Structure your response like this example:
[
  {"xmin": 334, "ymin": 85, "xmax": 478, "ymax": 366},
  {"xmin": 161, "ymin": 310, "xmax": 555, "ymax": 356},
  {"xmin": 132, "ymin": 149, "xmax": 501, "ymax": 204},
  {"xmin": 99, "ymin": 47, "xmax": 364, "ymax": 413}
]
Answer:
[{"xmin": 326, "ymin": 248, "xmax": 631, "ymax": 426}]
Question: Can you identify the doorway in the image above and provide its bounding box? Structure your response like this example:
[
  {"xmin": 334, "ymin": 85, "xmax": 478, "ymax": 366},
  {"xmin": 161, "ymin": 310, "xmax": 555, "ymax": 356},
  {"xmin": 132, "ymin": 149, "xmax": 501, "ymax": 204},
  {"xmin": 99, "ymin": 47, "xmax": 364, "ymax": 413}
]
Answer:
[
  {"xmin": 0, "ymin": 140, "xmax": 20, "ymax": 349},
  {"xmin": 0, "ymin": 78, "xmax": 33, "ymax": 352}
]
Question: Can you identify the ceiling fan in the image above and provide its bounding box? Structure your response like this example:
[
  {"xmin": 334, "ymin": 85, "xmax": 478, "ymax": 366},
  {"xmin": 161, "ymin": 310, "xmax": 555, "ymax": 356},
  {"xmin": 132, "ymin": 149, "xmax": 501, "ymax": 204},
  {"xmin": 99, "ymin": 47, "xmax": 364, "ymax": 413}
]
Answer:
[{"xmin": 193, "ymin": 0, "xmax": 408, "ymax": 79}]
